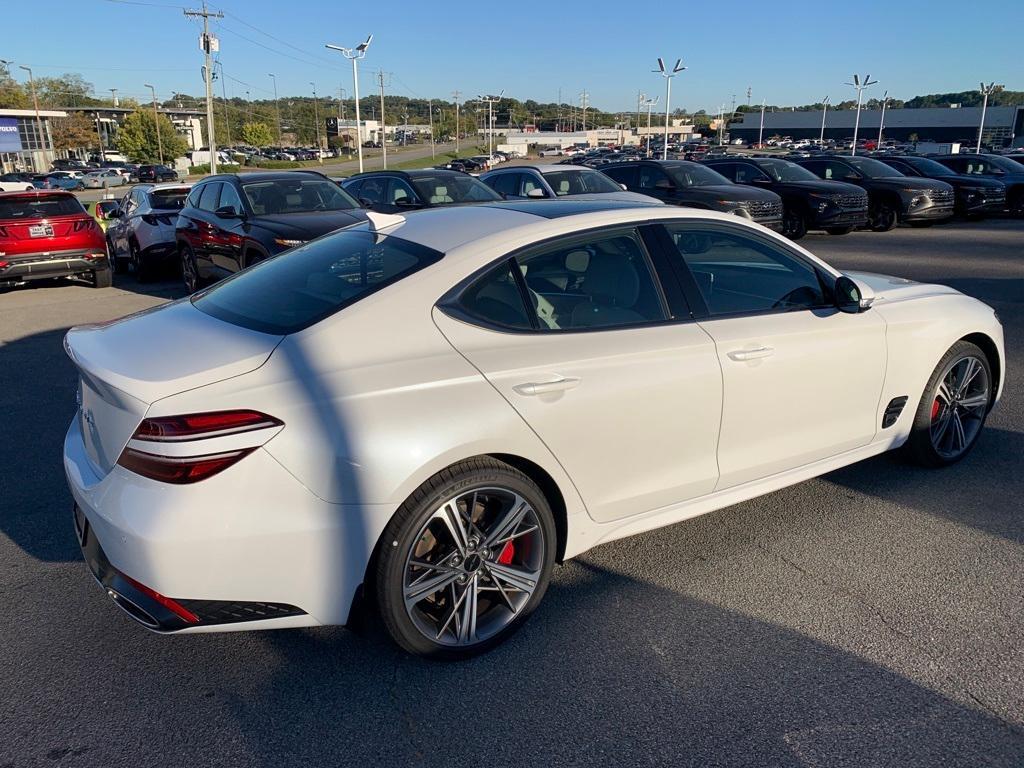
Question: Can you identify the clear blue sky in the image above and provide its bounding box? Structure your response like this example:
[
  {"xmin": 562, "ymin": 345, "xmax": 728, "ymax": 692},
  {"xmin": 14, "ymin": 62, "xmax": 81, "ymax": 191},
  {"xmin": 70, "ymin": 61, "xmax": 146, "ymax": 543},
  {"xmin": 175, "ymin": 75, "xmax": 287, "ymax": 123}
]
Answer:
[{"xmin": 4, "ymin": 0, "xmax": 1022, "ymax": 112}]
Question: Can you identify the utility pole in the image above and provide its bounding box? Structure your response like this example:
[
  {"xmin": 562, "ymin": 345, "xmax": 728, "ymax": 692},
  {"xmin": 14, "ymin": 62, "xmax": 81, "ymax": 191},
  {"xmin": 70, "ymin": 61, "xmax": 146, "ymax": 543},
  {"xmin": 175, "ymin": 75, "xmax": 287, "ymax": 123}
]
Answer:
[
  {"xmin": 326, "ymin": 35, "xmax": 372, "ymax": 173},
  {"xmin": 18, "ymin": 66, "xmax": 46, "ymax": 170},
  {"xmin": 746, "ymin": 86, "xmax": 752, "ymax": 106},
  {"xmin": 268, "ymin": 73, "xmax": 282, "ymax": 145},
  {"xmin": 184, "ymin": 2, "xmax": 224, "ymax": 173},
  {"xmin": 310, "ymin": 81, "xmax": 323, "ymax": 161},
  {"xmin": 216, "ymin": 65, "xmax": 231, "ymax": 148},
  {"xmin": 452, "ymin": 90, "xmax": 461, "ymax": 154},
  {"xmin": 877, "ymin": 90, "xmax": 889, "ymax": 149},
  {"xmin": 976, "ymin": 82, "xmax": 1002, "ymax": 153},
  {"xmin": 377, "ymin": 69, "xmax": 390, "ymax": 168},
  {"xmin": 579, "ymin": 90, "xmax": 589, "ymax": 132},
  {"xmin": 245, "ymin": 90, "xmax": 251, "ymax": 121},
  {"xmin": 478, "ymin": 93, "xmax": 502, "ymax": 158},
  {"xmin": 144, "ymin": 83, "xmax": 164, "ymax": 163}
]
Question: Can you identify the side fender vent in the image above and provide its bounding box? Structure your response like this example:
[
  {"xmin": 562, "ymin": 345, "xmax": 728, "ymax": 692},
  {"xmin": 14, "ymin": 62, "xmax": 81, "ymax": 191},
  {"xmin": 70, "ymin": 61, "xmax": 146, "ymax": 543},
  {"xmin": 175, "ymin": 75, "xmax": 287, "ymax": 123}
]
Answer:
[{"xmin": 882, "ymin": 396, "xmax": 909, "ymax": 428}]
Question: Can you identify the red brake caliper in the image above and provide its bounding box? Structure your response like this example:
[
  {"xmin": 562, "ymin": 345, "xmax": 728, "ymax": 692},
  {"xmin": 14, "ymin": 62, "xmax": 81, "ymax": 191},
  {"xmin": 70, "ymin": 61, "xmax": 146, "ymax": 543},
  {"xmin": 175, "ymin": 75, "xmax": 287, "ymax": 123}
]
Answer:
[
  {"xmin": 931, "ymin": 399, "xmax": 941, "ymax": 421},
  {"xmin": 497, "ymin": 541, "xmax": 515, "ymax": 565}
]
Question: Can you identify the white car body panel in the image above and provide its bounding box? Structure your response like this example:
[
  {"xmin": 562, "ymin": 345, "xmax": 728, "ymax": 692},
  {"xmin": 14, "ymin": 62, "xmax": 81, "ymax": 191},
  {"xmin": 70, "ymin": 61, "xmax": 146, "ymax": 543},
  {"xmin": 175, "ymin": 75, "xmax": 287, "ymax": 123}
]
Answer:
[
  {"xmin": 0, "ymin": 180, "xmax": 35, "ymax": 192},
  {"xmin": 63, "ymin": 203, "xmax": 1005, "ymax": 633}
]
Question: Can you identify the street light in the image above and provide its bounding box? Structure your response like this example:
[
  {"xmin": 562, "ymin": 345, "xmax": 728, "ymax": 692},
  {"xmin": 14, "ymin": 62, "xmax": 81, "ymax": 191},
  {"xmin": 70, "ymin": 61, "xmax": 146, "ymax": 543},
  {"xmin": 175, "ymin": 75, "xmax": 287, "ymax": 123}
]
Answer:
[
  {"xmin": 310, "ymin": 81, "xmax": 322, "ymax": 161},
  {"xmin": 977, "ymin": 82, "xmax": 1002, "ymax": 154},
  {"xmin": 758, "ymin": 98, "xmax": 766, "ymax": 148},
  {"xmin": 877, "ymin": 90, "xmax": 889, "ymax": 149},
  {"xmin": 326, "ymin": 34, "xmax": 372, "ymax": 173},
  {"xmin": 18, "ymin": 65, "xmax": 47, "ymax": 170},
  {"xmin": 477, "ymin": 92, "xmax": 503, "ymax": 159},
  {"xmin": 653, "ymin": 57, "xmax": 685, "ymax": 160},
  {"xmin": 144, "ymin": 83, "xmax": 164, "ymax": 164},
  {"xmin": 268, "ymin": 73, "xmax": 282, "ymax": 145},
  {"xmin": 845, "ymin": 73, "xmax": 877, "ymax": 156},
  {"xmin": 642, "ymin": 95, "xmax": 659, "ymax": 158},
  {"xmin": 819, "ymin": 95, "xmax": 830, "ymax": 146}
]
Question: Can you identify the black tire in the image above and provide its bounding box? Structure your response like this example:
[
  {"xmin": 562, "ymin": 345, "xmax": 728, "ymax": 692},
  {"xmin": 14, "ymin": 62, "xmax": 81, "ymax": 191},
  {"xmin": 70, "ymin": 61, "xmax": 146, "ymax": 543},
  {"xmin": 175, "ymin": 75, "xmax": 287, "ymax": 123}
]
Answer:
[
  {"xmin": 92, "ymin": 267, "xmax": 112, "ymax": 289},
  {"xmin": 374, "ymin": 457, "xmax": 557, "ymax": 660},
  {"xmin": 825, "ymin": 226, "xmax": 852, "ymax": 236},
  {"xmin": 903, "ymin": 340, "xmax": 992, "ymax": 468},
  {"xmin": 782, "ymin": 207, "xmax": 808, "ymax": 240},
  {"xmin": 180, "ymin": 244, "xmax": 201, "ymax": 294},
  {"xmin": 130, "ymin": 242, "xmax": 155, "ymax": 283},
  {"xmin": 870, "ymin": 200, "xmax": 899, "ymax": 232}
]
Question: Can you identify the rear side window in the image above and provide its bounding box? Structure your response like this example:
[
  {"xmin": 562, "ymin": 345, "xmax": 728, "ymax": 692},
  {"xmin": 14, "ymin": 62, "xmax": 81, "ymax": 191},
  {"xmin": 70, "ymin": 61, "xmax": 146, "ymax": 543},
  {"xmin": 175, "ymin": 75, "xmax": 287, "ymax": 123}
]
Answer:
[
  {"xmin": 0, "ymin": 195, "xmax": 85, "ymax": 219},
  {"xmin": 458, "ymin": 260, "xmax": 533, "ymax": 330},
  {"xmin": 193, "ymin": 230, "xmax": 443, "ymax": 334},
  {"xmin": 198, "ymin": 183, "xmax": 222, "ymax": 212}
]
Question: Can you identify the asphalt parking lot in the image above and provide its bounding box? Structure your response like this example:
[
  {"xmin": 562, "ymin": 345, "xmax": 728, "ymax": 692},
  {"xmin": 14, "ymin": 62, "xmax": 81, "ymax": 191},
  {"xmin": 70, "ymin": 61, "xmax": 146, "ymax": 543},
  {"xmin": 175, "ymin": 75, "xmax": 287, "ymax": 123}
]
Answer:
[{"xmin": 1, "ymin": 220, "xmax": 1021, "ymax": 767}]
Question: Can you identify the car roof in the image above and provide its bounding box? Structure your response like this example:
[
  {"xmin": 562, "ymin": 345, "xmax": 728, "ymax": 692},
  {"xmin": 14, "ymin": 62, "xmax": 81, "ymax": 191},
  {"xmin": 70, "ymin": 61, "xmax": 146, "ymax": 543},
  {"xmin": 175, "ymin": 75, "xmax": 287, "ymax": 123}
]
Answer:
[
  {"xmin": 148, "ymin": 182, "xmax": 192, "ymax": 192},
  {"xmin": 205, "ymin": 170, "xmax": 327, "ymax": 183}
]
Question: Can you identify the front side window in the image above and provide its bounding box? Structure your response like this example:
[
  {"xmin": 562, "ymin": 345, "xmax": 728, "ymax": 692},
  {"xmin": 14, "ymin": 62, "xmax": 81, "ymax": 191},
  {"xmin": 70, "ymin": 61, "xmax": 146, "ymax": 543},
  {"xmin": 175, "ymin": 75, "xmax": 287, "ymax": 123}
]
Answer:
[
  {"xmin": 666, "ymin": 163, "xmax": 732, "ymax": 188},
  {"xmin": 218, "ymin": 183, "xmax": 244, "ymax": 214},
  {"xmin": 198, "ymin": 182, "xmax": 222, "ymax": 212},
  {"xmin": 542, "ymin": 169, "xmax": 623, "ymax": 195},
  {"xmin": 664, "ymin": 225, "xmax": 827, "ymax": 316},
  {"xmin": 638, "ymin": 165, "xmax": 672, "ymax": 190},
  {"xmin": 388, "ymin": 179, "xmax": 419, "ymax": 205},
  {"xmin": 486, "ymin": 173, "xmax": 520, "ymax": 198},
  {"xmin": 409, "ymin": 174, "xmax": 502, "ymax": 204},
  {"xmin": 734, "ymin": 164, "xmax": 771, "ymax": 183},
  {"xmin": 193, "ymin": 230, "xmax": 443, "ymax": 334}
]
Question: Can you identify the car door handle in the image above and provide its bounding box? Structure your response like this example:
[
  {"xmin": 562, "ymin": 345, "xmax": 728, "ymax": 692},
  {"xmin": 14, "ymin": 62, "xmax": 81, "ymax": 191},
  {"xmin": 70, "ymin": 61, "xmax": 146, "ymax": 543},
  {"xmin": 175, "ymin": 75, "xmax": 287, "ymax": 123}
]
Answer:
[
  {"xmin": 727, "ymin": 346, "xmax": 775, "ymax": 361},
  {"xmin": 513, "ymin": 377, "xmax": 581, "ymax": 396}
]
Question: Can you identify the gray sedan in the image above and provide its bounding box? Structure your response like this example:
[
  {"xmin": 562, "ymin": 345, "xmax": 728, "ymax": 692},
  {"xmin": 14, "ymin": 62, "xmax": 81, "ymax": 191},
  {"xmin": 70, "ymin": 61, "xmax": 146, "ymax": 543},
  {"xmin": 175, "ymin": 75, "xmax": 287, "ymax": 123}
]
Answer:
[{"xmin": 479, "ymin": 164, "xmax": 662, "ymax": 204}]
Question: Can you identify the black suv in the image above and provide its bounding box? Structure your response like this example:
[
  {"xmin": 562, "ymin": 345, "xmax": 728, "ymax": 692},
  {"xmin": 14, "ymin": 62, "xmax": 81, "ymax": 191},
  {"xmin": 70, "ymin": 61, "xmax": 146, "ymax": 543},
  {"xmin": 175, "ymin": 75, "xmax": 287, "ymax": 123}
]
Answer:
[
  {"xmin": 600, "ymin": 160, "xmax": 784, "ymax": 231},
  {"xmin": 873, "ymin": 156, "xmax": 1006, "ymax": 219},
  {"xmin": 341, "ymin": 169, "xmax": 502, "ymax": 213},
  {"xmin": 930, "ymin": 154, "xmax": 1024, "ymax": 217},
  {"xmin": 791, "ymin": 155, "xmax": 954, "ymax": 231},
  {"xmin": 137, "ymin": 164, "xmax": 179, "ymax": 183},
  {"xmin": 702, "ymin": 156, "xmax": 868, "ymax": 239},
  {"xmin": 175, "ymin": 170, "xmax": 368, "ymax": 293}
]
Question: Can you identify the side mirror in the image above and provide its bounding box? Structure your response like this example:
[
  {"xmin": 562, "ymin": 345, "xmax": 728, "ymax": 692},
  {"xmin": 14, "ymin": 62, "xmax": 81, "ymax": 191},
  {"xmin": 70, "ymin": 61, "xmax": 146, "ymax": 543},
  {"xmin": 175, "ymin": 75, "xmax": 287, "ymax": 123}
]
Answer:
[
  {"xmin": 526, "ymin": 188, "xmax": 547, "ymax": 198},
  {"xmin": 654, "ymin": 178, "xmax": 675, "ymax": 190},
  {"xmin": 844, "ymin": 173, "xmax": 861, "ymax": 181},
  {"xmin": 107, "ymin": 209, "xmax": 123, "ymax": 219},
  {"xmin": 619, "ymin": 183, "xmax": 628, "ymax": 191},
  {"xmin": 214, "ymin": 205, "xmax": 241, "ymax": 219},
  {"xmin": 835, "ymin": 275, "xmax": 874, "ymax": 313},
  {"xmin": 359, "ymin": 198, "xmax": 373, "ymax": 208}
]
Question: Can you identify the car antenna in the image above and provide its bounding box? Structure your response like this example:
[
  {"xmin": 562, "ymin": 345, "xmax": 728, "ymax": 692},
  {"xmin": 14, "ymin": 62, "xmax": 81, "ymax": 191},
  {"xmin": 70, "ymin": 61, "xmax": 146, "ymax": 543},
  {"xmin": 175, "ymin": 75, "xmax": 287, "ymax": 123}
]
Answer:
[{"xmin": 364, "ymin": 210, "xmax": 405, "ymax": 233}]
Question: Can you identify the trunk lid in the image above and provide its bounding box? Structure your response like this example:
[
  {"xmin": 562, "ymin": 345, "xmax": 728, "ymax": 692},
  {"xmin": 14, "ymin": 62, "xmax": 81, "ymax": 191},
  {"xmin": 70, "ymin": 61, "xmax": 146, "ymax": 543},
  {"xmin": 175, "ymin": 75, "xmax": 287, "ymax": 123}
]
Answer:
[{"xmin": 65, "ymin": 299, "xmax": 284, "ymax": 475}]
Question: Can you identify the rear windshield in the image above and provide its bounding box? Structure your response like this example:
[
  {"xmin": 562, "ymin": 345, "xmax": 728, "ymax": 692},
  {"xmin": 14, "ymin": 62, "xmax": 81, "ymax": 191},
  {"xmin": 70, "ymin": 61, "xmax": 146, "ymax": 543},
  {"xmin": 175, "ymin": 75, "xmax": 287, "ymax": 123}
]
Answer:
[
  {"xmin": 192, "ymin": 229, "xmax": 443, "ymax": 334},
  {"xmin": 150, "ymin": 189, "xmax": 189, "ymax": 210},
  {"xmin": 0, "ymin": 195, "xmax": 84, "ymax": 220}
]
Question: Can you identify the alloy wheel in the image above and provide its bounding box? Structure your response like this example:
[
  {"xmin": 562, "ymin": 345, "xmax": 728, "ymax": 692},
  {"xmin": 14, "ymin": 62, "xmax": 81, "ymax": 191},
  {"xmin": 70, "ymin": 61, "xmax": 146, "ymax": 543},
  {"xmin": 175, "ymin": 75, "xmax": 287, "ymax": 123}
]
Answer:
[
  {"xmin": 402, "ymin": 487, "xmax": 545, "ymax": 648},
  {"xmin": 181, "ymin": 248, "xmax": 198, "ymax": 293},
  {"xmin": 929, "ymin": 355, "xmax": 989, "ymax": 460}
]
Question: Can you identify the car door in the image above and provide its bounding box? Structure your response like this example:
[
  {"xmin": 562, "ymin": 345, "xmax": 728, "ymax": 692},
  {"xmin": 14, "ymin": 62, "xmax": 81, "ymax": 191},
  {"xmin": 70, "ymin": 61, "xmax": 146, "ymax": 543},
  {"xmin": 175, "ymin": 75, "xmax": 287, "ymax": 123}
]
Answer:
[
  {"xmin": 433, "ymin": 225, "xmax": 722, "ymax": 523},
  {"xmin": 106, "ymin": 191, "xmax": 131, "ymax": 256},
  {"xmin": 657, "ymin": 221, "xmax": 886, "ymax": 489},
  {"xmin": 636, "ymin": 164, "xmax": 678, "ymax": 203},
  {"xmin": 188, "ymin": 182, "xmax": 223, "ymax": 274},
  {"xmin": 209, "ymin": 182, "xmax": 247, "ymax": 273}
]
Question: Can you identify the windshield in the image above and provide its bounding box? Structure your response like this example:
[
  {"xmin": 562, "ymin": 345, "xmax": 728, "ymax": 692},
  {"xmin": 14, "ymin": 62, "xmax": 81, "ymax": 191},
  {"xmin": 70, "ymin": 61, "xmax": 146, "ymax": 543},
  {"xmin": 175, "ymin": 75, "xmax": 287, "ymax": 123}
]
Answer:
[
  {"xmin": 0, "ymin": 194, "xmax": 84, "ymax": 220},
  {"xmin": 754, "ymin": 159, "xmax": 819, "ymax": 182},
  {"xmin": 906, "ymin": 158, "xmax": 955, "ymax": 177},
  {"xmin": 845, "ymin": 157, "xmax": 903, "ymax": 178},
  {"xmin": 193, "ymin": 230, "xmax": 443, "ymax": 334},
  {"xmin": 543, "ymin": 169, "xmax": 623, "ymax": 195},
  {"xmin": 667, "ymin": 163, "xmax": 731, "ymax": 187},
  {"xmin": 242, "ymin": 178, "xmax": 359, "ymax": 214},
  {"xmin": 410, "ymin": 174, "xmax": 502, "ymax": 204},
  {"xmin": 149, "ymin": 189, "xmax": 190, "ymax": 210},
  {"xmin": 989, "ymin": 156, "xmax": 1024, "ymax": 173}
]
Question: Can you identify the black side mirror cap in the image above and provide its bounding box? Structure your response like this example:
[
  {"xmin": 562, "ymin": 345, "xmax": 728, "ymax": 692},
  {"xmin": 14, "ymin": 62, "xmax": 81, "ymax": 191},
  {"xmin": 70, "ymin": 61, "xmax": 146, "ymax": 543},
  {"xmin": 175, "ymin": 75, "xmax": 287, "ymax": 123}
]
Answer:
[
  {"xmin": 835, "ymin": 275, "xmax": 873, "ymax": 313},
  {"xmin": 214, "ymin": 205, "xmax": 241, "ymax": 219}
]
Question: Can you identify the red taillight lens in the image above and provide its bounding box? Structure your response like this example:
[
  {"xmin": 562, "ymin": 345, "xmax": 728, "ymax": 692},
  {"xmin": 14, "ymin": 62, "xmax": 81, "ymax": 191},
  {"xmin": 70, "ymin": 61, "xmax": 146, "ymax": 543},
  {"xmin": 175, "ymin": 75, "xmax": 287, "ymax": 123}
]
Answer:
[
  {"xmin": 73, "ymin": 218, "xmax": 97, "ymax": 232},
  {"xmin": 118, "ymin": 447, "xmax": 256, "ymax": 484},
  {"xmin": 133, "ymin": 410, "xmax": 282, "ymax": 441}
]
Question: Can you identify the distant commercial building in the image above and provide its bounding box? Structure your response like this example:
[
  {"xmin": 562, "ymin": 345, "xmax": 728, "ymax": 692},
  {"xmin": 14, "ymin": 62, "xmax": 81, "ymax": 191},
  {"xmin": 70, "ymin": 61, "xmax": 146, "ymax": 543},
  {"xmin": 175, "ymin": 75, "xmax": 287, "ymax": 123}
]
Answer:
[
  {"xmin": 728, "ymin": 106, "xmax": 1023, "ymax": 147},
  {"xmin": 62, "ymin": 106, "xmax": 208, "ymax": 153},
  {"xmin": 504, "ymin": 128, "xmax": 641, "ymax": 151},
  {"xmin": 325, "ymin": 117, "xmax": 392, "ymax": 145},
  {"xmin": 0, "ymin": 108, "xmax": 67, "ymax": 172}
]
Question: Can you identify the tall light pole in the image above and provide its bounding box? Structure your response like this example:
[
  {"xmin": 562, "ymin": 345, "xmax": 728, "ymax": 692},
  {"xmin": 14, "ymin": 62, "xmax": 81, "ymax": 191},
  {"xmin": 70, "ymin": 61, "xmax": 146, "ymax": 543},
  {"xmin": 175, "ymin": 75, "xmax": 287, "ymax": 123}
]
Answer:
[
  {"xmin": 819, "ymin": 95, "xmax": 830, "ymax": 145},
  {"xmin": 976, "ymin": 82, "xmax": 1002, "ymax": 154},
  {"xmin": 326, "ymin": 34, "xmax": 372, "ymax": 173},
  {"xmin": 268, "ymin": 73, "xmax": 282, "ymax": 145},
  {"xmin": 478, "ymin": 92, "xmax": 503, "ymax": 158},
  {"xmin": 452, "ymin": 90, "xmax": 462, "ymax": 154},
  {"xmin": 579, "ymin": 90, "xmax": 589, "ymax": 132},
  {"xmin": 184, "ymin": 3, "xmax": 224, "ymax": 174},
  {"xmin": 877, "ymin": 90, "xmax": 889, "ymax": 149},
  {"xmin": 310, "ymin": 81, "xmax": 322, "ymax": 161},
  {"xmin": 845, "ymin": 73, "xmax": 877, "ymax": 156},
  {"xmin": 18, "ymin": 65, "xmax": 46, "ymax": 170},
  {"xmin": 144, "ymin": 83, "xmax": 164, "ymax": 164},
  {"xmin": 758, "ymin": 98, "xmax": 766, "ymax": 147},
  {"xmin": 642, "ymin": 95, "xmax": 658, "ymax": 157},
  {"xmin": 428, "ymin": 99, "xmax": 436, "ymax": 159},
  {"xmin": 654, "ymin": 57, "xmax": 685, "ymax": 160}
]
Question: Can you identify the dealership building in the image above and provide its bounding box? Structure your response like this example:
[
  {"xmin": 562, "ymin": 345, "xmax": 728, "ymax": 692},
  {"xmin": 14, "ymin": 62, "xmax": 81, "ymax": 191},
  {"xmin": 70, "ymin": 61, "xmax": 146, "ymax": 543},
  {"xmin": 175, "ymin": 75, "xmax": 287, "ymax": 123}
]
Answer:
[
  {"xmin": 0, "ymin": 108, "xmax": 67, "ymax": 173},
  {"xmin": 728, "ymin": 105, "xmax": 1024, "ymax": 147}
]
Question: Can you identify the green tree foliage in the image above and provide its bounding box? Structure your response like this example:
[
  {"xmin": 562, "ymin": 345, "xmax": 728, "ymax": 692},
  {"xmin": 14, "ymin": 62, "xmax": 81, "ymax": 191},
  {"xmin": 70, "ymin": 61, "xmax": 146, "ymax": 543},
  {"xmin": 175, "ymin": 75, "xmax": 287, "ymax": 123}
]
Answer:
[
  {"xmin": 905, "ymin": 89, "xmax": 1023, "ymax": 108},
  {"xmin": 0, "ymin": 69, "xmax": 29, "ymax": 109},
  {"xmin": 35, "ymin": 73, "xmax": 99, "ymax": 107},
  {"xmin": 240, "ymin": 121, "xmax": 273, "ymax": 147},
  {"xmin": 51, "ymin": 111, "xmax": 98, "ymax": 151},
  {"xmin": 116, "ymin": 110, "xmax": 189, "ymax": 162}
]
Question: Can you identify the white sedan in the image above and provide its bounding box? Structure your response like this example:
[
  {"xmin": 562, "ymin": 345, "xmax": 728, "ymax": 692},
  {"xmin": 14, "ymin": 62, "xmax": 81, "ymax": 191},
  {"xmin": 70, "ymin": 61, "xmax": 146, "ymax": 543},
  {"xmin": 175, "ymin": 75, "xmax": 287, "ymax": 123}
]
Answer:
[
  {"xmin": 83, "ymin": 169, "xmax": 128, "ymax": 189},
  {"xmin": 63, "ymin": 201, "xmax": 1004, "ymax": 659}
]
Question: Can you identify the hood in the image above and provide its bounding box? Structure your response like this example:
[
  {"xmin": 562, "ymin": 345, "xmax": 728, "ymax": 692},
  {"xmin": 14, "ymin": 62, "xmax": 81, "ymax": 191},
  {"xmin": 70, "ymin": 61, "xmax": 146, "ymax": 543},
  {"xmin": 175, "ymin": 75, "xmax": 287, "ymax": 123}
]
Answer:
[
  {"xmin": 845, "ymin": 271, "xmax": 960, "ymax": 305},
  {"xmin": 768, "ymin": 179, "xmax": 864, "ymax": 195},
  {"xmin": 868, "ymin": 176, "xmax": 953, "ymax": 193},
  {"xmin": 695, "ymin": 184, "xmax": 781, "ymax": 202},
  {"xmin": 565, "ymin": 191, "xmax": 665, "ymax": 205},
  {"xmin": 250, "ymin": 209, "xmax": 368, "ymax": 239},
  {"xmin": 942, "ymin": 175, "xmax": 1005, "ymax": 189}
]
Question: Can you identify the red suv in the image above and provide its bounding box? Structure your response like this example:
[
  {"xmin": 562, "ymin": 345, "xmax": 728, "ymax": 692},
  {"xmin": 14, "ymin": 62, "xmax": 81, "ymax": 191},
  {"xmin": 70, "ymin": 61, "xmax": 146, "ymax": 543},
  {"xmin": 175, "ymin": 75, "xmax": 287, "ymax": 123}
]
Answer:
[{"xmin": 0, "ymin": 191, "xmax": 111, "ymax": 289}]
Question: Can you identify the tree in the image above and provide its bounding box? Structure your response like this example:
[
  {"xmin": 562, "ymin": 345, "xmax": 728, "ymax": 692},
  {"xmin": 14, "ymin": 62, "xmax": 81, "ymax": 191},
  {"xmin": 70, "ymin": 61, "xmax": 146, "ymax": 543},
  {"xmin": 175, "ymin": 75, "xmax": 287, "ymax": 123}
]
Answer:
[
  {"xmin": 116, "ymin": 110, "xmax": 189, "ymax": 163},
  {"xmin": 51, "ymin": 112, "xmax": 97, "ymax": 151},
  {"xmin": 0, "ymin": 69, "xmax": 28, "ymax": 109},
  {"xmin": 241, "ymin": 121, "xmax": 273, "ymax": 147},
  {"xmin": 36, "ymin": 73, "xmax": 96, "ymax": 107}
]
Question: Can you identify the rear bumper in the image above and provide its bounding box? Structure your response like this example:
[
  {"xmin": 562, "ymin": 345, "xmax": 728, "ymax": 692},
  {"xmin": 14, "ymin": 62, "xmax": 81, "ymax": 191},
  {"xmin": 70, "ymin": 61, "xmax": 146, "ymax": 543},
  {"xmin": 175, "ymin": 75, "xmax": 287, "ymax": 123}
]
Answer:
[
  {"xmin": 0, "ymin": 248, "xmax": 109, "ymax": 285},
  {"xmin": 63, "ymin": 414, "xmax": 375, "ymax": 632}
]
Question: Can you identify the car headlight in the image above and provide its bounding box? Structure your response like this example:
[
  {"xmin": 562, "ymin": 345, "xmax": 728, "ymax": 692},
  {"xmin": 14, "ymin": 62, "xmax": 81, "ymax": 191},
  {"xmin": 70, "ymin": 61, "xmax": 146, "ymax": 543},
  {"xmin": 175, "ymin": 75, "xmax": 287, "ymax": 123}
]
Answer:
[{"xmin": 273, "ymin": 238, "xmax": 306, "ymax": 248}]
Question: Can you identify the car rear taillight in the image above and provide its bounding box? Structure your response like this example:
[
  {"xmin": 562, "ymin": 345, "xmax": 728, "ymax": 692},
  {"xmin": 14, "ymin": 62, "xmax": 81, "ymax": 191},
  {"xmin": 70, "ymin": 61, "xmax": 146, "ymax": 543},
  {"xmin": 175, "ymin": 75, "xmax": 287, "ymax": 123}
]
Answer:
[
  {"xmin": 73, "ymin": 219, "xmax": 97, "ymax": 232},
  {"xmin": 116, "ymin": 410, "xmax": 282, "ymax": 483}
]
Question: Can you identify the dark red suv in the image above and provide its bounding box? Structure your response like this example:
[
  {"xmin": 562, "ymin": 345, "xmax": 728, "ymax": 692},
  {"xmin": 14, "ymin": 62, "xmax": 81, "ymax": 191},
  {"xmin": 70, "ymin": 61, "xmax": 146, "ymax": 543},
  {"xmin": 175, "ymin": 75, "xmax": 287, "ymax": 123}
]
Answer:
[{"xmin": 0, "ymin": 191, "xmax": 112, "ymax": 289}]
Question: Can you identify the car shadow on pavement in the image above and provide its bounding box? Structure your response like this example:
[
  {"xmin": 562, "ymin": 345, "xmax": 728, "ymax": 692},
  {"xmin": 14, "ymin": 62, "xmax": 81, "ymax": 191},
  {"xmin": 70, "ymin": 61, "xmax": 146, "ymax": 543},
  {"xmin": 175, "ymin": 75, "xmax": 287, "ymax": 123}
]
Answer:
[{"xmin": 188, "ymin": 562, "xmax": 1024, "ymax": 768}]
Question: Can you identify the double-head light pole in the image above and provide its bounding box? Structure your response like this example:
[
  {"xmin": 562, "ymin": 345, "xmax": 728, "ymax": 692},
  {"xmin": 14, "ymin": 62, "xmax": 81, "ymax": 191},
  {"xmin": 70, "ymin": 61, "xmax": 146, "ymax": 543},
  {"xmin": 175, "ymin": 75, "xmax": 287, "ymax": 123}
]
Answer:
[
  {"xmin": 326, "ymin": 35, "xmax": 372, "ymax": 173},
  {"xmin": 845, "ymin": 73, "xmax": 877, "ymax": 156},
  {"xmin": 654, "ymin": 57, "xmax": 685, "ymax": 160}
]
